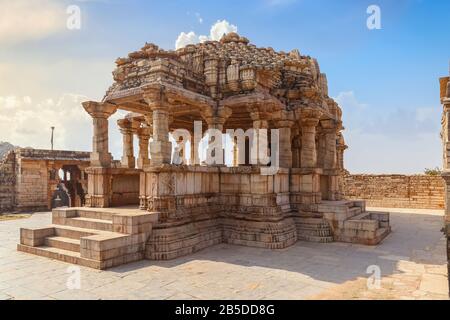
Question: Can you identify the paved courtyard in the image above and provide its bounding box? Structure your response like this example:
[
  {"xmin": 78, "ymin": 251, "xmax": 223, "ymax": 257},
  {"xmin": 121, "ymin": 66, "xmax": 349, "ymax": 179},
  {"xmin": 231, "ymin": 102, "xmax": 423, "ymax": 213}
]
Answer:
[{"xmin": 0, "ymin": 208, "xmax": 448, "ymax": 300}]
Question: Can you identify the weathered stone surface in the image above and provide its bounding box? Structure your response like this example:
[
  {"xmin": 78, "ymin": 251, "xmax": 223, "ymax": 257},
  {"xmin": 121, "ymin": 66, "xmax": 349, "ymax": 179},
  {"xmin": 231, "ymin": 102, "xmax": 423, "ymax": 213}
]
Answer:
[
  {"xmin": 344, "ymin": 174, "xmax": 445, "ymax": 210},
  {"xmin": 0, "ymin": 148, "xmax": 90, "ymax": 212}
]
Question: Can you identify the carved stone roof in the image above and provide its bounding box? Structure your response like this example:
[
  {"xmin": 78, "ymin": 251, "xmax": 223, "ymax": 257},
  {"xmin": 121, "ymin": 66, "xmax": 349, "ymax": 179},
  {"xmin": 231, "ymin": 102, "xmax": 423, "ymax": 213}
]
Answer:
[{"xmin": 104, "ymin": 32, "xmax": 333, "ymax": 114}]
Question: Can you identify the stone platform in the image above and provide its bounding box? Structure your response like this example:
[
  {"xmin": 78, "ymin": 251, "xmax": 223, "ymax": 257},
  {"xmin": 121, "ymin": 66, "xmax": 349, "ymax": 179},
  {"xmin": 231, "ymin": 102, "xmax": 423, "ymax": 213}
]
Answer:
[
  {"xmin": 2, "ymin": 208, "xmax": 447, "ymax": 300},
  {"xmin": 18, "ymin": 199, "xmax": 390, "ymax": 269}
]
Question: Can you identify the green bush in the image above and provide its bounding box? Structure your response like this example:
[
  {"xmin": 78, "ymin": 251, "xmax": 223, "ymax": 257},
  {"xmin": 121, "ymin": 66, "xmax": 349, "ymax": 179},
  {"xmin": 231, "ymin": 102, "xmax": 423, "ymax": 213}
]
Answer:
[{"xmin": 424, "ymin": 167, "xmax": 442, "ymax": 176}]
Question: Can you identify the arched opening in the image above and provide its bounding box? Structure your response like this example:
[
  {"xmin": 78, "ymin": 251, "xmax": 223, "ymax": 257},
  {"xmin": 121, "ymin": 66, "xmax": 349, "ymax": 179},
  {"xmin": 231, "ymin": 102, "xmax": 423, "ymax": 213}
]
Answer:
[{"xmin": 51, "ymin": 165, "xmax": 86, "ymax": 208}]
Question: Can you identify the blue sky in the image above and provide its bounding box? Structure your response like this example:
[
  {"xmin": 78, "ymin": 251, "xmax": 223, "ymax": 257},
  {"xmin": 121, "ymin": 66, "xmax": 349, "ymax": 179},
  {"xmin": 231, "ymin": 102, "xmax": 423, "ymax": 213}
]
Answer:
[{"xmin": 0, "ymin": 0, "xmax": 449, "ymax": 173}]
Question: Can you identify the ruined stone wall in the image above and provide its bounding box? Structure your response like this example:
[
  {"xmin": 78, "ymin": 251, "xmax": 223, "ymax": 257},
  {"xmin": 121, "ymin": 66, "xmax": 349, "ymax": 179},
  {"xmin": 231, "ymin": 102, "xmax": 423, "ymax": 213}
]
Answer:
[
  {"xmin": 15, "ymin": 158, "xmax": 49, "ymax": 211},
  {"xmin": 344, "ymin": 174, "xmax": 445, "ymax": 210},
  {"xmin": 0, "ymin": 150, "xmax": 16, "ymax": 212},
  {"xmin": 0, "ymin": 148, "xmax": 90, "ymax": 212}
]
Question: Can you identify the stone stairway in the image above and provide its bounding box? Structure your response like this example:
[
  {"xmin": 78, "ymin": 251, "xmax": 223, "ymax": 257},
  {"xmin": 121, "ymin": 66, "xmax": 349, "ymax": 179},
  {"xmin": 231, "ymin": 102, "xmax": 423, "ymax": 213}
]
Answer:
[
  {"xmin": 315, "ymin": 200, "xmax": 391, "ymax": 245},
  {"xmin": 18, "ymin": 207, "xmax": 158, "ymax": 269},
  {"xmin": 295, "ymin": 217, "xmax": 334, "ymax": 243}
]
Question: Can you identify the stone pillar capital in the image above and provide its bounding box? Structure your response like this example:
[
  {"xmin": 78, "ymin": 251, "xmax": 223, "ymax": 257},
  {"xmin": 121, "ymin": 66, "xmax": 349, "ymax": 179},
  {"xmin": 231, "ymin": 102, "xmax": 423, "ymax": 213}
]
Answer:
[
  {"xmin": 274, "ymin": 119, "xmax": 294, "ymax": 128},
  {"xmin": 253, "ymin": 119, "xmax": 269, "ymax": 129},
  {"xmin": 137, "ymin": 126, "xmax": 151, "ymax": 139},
  {"xmin": 299, "ymin": 106, "xmax": 322, "ymax": 120},
  {"xmin": 320, "ymin": 119, "xmax": 337, "ymax": 129},
  {"xmin": 440, "ymin": 76, "xmax": 450, "ymax": 101},
  {"xmin": 117, "ymin": 118, "xmax": 133, "ymax": 133},
  {"xmin": 444, "ymin": 99, "xmax": 450, "ymax": 111},
  {"xmin": 82, "ymin": 101, "xmax": 117, "ymax": 119},
  {"xmin": 142, "ymin": 85, "xmax": 167, "ymax": 110},
  {"xmin": 217, "ymin": 106, "xmax": 232, "ymax": 119},
  {"xmin": 301, "ymin": 117, "xmax": 320, "ymax": 128}
]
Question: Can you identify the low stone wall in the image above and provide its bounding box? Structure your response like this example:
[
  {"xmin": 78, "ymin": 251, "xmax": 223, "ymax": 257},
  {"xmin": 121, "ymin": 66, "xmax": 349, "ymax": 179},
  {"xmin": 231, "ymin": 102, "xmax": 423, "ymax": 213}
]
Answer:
[
  {"xmin": 344, "ymin": 174, "xmax": 445, "ymax": 210},
  {"xmin": 0, "ymin": 150, "xmax": 16, "ymax": 212}
]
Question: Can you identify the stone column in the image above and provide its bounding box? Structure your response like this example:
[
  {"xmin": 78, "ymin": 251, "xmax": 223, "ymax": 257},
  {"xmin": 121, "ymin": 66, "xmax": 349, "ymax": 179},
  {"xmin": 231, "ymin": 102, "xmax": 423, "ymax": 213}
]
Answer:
[
  {"xmin": 143, "ymin": 88, "xmax": 172, "ymax": 165},
  {"xmin": 321, "ymin": 120, "xmax": 338, "ymax": 170},
  {"xmin": 232, "ymin": 138, "xmax": 239, "ymax": 167},
  {"xmin": 205, "ymin": 107, "xmax": 231, "ymax": 165},
  {"xmin": 190, "ymin": 129, "xmax": 201, "ymax": 166},
  {"xmin": 149, "ymin": 108, "xmax": 172, "ymax": 165},
  {"xmin": 82, "ymin": 101, "xmax": 117, "ymax": 208},
  {"xmin": 82, "ymin": 101, "xmax": 117, "ymax": 167},
  {"xmin": 336, "ymin": 133, "xmax": 348, "ymax": 171},
  {"xmin": 117, "ymin": 118, "xmax": 136, "ymax": 168},
  {"xmin": 252, "ymin": 119, "xmax": 269, "ymax": 165},
  {"xmin": 275, "ymin": 120, "xmax": 294, "ymax": 168},
  {"xmin": 300, "ymin": 118, "xmax": 319, "ymax": 168},
  {"xmin": 137, "ymin": 126, "xmax": 151, "ymax": 169}
]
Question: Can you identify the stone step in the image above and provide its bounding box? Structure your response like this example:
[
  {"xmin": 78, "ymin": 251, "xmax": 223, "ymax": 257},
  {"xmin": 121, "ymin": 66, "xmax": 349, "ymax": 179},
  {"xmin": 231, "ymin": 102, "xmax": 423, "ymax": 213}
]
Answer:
[
  {"xmin": 296, "ymin": 223, "xmax": 330, "ymax": 230},
  {"xmin": 64, "ymin": 217, "xmax": 113, "ymax": 232},
  {"xmin": 77, "ymin": 209, "xmax": 113, "ymax": 221},
  {"xmin": 349, "ymin": 206, "xmax": 362, "ymax": 216},
  {"xmin": 17, "ymin": 244, "xmax": 101, "ymax": 269},
  {"xmin": 45, "ymin": 236, "xmax": 80, "ymax": 252},
  {"xmin": 349, "ymin": 212, "xmax": 371, "ymax": 220},
  {"xmin": 53, "ymin": 225, "xmax": 97, "ymax": 240},
  {"xmin": 376, "ymin": 227, "xmax": 390, "ymax": 238},
  {"xmin": 297, "ymin": 235, "xmax": 334, "ymax": 243},
  {"xmin": 295, "ymin": 217, "xmax": 334, "ymax": 243},
  {"xmin": 297, "ymin": 228, "xmax": 332, "ymax": 237}
]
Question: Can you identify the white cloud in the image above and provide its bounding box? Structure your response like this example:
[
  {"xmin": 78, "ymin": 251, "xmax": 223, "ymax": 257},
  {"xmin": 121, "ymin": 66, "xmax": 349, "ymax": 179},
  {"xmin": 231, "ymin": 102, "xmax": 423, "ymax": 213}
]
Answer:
[
  {"xmin": 0, "ymin": 0, "xmax": 67, "ymax": 46},
  {"xmin": 209, "ymin": 20, "xmax": 238, "ymax": 41},
  {"xmin": 334, "ymin": 91, "xmax": 367, "ymax": 109},
  {"xmin": 0, "ymin": 93, "xmax": 127, "ymax": 159},
  {"xmin": 175, "ymin": 32, "xmax": 199, "ymax": 50},
  {"xmin": 175, "ymin": 20, "xmax": 238, "ymax": 49}
]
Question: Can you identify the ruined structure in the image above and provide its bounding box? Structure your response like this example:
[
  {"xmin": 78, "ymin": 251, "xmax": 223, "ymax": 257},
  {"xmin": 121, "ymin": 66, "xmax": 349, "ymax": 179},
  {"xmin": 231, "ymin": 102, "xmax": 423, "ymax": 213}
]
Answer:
[
  {"xmin": 1, "ymin": 148, "xmax": 89, "ymax": 212},
  {"xmin": 440, "ymin": 71, "xmax": 450, "ymax": 293},
  {"xmin": 18, "ymin": 33, "xmax": 390, "ymax": 269}
]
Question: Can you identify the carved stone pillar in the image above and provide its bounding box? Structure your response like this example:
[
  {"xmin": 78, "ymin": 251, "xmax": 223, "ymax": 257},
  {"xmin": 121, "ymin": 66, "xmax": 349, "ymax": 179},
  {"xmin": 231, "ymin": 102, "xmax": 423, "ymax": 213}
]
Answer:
[
  {"xmin": 252, "ymin": 119, "xmax": 269, "ymax": 165},
  {"xmin": 117, "ymin": 118, "xmax": 136, "ymax": 169},
  {"xmin": 300, "ymin": 118, "xmax": 319, "ymax": 168},
  {"xmin": 149, "ymin": 108, "xmax": 172, "ymax": 165},
  {"xmin": 190, "ymin": 133, "xmax": 200, "ymax": 165},
  {"xmin": 82, "ymin": 101, "xmax": 117, "ymax": 167},
  {"xmin": 321, "ymin": 119, "xmax": 338, "ymax": 170},
  {"xmin": 82, "ymin": 101, "xmax": 117, "ymax": 208},
  {"xmin": 232, "ymin": 140, "xmax": 239, "ymax": 166},
  {"xmin": 143, "ymin": 88, "xmax": 172, "ymax": 165},
  {"xmin": 336, "ymin": 133, "xmax": 348, "ymax": 171},
  {"xmin": 137, "ymin": 126, "xmax": 151, "ymax": 169},
  {"xmin": 275, "ymin": 120, "xmax": 294, "ymax": 168},
  {"xmin": 205, "ymin": 107, "xmax": 231, "ymax": 165}
]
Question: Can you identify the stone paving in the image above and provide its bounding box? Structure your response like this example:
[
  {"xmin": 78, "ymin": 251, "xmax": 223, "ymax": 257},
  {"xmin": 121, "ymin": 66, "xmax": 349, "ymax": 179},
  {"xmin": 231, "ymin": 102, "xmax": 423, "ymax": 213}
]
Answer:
[{"xmin": 0, "ymin": 208, "xmax": 448, "ymax": 300}]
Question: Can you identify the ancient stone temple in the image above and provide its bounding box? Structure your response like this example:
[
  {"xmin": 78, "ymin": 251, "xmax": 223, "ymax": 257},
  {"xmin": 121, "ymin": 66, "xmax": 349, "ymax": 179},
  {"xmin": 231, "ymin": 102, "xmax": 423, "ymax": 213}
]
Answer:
[{"xmin": 18, "ymin": 33, "xmax": 390, "ymax": 269}]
